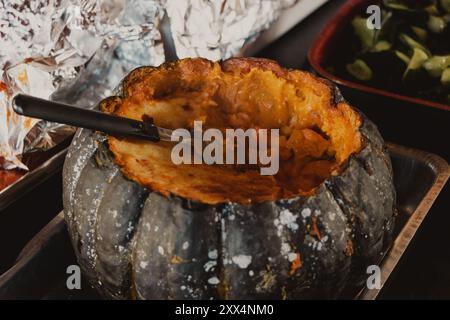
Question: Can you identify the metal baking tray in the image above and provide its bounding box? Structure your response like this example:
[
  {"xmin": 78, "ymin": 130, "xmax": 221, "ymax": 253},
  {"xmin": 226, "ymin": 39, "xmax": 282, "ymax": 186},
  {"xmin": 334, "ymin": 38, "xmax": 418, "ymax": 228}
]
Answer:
[
  {"xmin": 0, "ymin": 143, "xmax": 447, "ymax": 299},
  {"xmin": 0, "ymin": 140, "xmax": 70, "ymax": 212}
]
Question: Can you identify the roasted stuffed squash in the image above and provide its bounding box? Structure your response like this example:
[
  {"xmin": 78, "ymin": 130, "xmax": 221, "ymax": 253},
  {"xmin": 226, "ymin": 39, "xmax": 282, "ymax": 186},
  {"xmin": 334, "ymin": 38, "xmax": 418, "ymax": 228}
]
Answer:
[{"xmin": 63, "ymin": 58, "xmax": 396, "ymax": 299}]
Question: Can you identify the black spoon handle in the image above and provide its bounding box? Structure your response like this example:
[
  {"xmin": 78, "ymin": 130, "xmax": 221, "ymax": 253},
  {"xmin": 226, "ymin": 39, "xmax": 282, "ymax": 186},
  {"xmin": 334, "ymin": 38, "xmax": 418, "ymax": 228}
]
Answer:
[{"xmin": 12, "ymin": 94, "xmax": 160, "ymax": 142}]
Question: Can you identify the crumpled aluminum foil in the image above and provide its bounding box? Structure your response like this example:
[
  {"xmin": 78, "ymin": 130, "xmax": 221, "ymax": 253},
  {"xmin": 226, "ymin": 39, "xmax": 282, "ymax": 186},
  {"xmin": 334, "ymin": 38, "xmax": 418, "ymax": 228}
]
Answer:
[
  {"xmin": 164, "ymin": 0, "xmax": 298, "ymax": 60},
  {"xmin": 0, "ymin": 0, "xmax": 297, "ymax": 170}
]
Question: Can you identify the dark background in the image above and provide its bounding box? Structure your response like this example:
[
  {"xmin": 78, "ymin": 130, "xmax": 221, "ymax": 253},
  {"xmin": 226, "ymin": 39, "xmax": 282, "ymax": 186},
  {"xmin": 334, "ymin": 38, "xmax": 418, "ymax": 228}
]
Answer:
[{"xmin": 0, "ymin": 0, "xmax": 449, "ymax": 299}]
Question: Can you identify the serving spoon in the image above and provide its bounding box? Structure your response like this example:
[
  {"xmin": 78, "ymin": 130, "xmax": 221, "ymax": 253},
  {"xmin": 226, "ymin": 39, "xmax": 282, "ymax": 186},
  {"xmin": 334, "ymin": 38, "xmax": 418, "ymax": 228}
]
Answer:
[{"xmin": 12, "ymin": 94, "xmax": 174, "ymax": 142}]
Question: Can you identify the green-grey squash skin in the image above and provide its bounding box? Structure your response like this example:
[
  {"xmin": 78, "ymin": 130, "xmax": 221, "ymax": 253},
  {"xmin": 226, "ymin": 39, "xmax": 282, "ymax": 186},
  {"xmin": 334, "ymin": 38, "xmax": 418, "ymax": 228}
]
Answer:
[{"xmin": 63, "ymin": 88, "xmax": 396, "ymax": 300}]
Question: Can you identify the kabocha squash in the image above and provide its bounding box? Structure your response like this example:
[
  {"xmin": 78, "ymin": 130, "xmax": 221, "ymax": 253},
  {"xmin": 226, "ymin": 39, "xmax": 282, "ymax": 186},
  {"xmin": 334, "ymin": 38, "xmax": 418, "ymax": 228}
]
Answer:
[{"xmin": 63, "ymin": 58, "xmax": 396, "ymax": 299}]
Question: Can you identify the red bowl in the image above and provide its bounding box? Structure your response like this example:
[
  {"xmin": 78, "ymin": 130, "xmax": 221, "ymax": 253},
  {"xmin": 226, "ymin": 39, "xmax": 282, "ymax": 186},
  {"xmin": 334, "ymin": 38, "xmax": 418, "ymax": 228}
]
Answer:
[{"xmin": 308, "ymin": 0, "xmax": 450, "ymax": 112}]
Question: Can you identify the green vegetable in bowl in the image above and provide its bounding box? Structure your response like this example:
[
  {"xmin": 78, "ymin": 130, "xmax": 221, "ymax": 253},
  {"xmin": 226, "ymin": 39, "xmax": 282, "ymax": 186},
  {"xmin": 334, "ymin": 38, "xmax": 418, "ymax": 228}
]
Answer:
[
  {"xmin": 373, "ymin": 40, "xmax": 392, "ymax": 52},
  {"xmin": 403, "ymin": 48, "xmax": 430, "ymax": 88},
  {"xmin": 395, "ymin": 50, "xmax": 411, "ymax": 64},
  {"xmin": 442, "ymin": 68, "xmax": 450, "ymax": 87},
  {"xmin": 411, "ymin": 26, "xmax": 428, "ymax": 41},
  {"xmin": 346, "ymin": 59, "xmax": 373, "ymax": 81},
  {"xmin": 423, "ymin": 55, "xmax": 450, "ymax": 77},
  {"xmin": 428, "ymin": 15, "xmax": 446, "ymax": 33},
  {"xmin": 343, "ymin": 0, "xmax": 450, "ymax": 104},
  {"xmin": 352, "ymin": 17, "xmax": 375, "ymax": 50},
  {"xmin": 439, "ymin": 0, "xmax": 450, "ymax": 13},
  {"xmin": 399, "ymin": 33, "xmax": 431, "ymax": 56}
]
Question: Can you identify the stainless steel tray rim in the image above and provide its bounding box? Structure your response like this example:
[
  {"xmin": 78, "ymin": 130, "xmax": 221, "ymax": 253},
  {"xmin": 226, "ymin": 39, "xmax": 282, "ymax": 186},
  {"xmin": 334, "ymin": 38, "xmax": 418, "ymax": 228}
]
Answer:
[{"xmin": 357, "ymin": 143, "xmax": 450, "ymax": 300}]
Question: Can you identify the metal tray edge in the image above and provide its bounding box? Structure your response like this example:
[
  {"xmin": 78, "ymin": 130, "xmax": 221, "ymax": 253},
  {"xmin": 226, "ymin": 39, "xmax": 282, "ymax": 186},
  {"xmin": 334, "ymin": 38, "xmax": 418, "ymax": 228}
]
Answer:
[
  {"xmin": 0, "ymin": 213, "xmax": 66, "ymax": 299},
  {"xmin": 0, "ymin": 149, "xmax": 68, "ymax": 212},
  {"xmin": 357, "ymin": 143, "xmax": 450, "ymax": 300}
]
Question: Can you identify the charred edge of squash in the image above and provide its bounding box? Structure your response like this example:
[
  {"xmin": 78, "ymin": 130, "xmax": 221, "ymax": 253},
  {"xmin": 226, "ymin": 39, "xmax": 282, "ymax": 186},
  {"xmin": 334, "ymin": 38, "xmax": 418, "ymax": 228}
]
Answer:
[
  {"xmin": 100, "ymin": 96, "xmax": 123, "ymax": 114},
  {"xmin": 122, "ymin": 66, "xmax": 156, "ymax": 97},
  {"xmin": 99, "ymin": 57, "xmax": 364, "ymax": 205},
  {"xmin": 332, "ymin": 85, "xmax": 347, "ymax": 105},
  {"xmin": 220, "ymin": 57, "xmax": 288, "ymax": 78}
]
